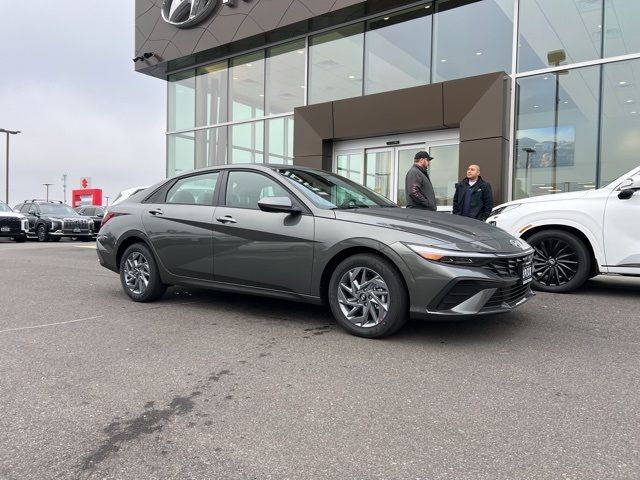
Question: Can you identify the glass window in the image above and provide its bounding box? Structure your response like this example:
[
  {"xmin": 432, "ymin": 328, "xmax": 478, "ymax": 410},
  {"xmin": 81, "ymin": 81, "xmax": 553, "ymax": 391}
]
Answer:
[
  {"xmin": 433, "ymin": 0, "xmax": 513, "ymax": 82},
  {"xmin": 229, "ymin": 51, "xmax": 265, "ymax": 121},
  {"xmin": 266, "ymin": 116, "xmax": 294, "ymax": 164},
  {"xmin": 266, "ymin": 40, "xmax": 306, "ymax": 114},
  {"xmin": 196, "ymin": 61, "xmax": 228, "ymax": 127},
  {"xmin": 95, "ymin": 208, "xmax": 105, "ymax": 216},
  {"xmin": 365, "ymin": 5, "xmax": 432, "ymax": 95},
  {"xmin": 309, "ymin": 24, "xmax": 364, "ymax": 104},
  {"xmin": 166, "ymin": 172, "xmax": 219, "ymax": 205},
  {"xmin": 229, "ymin": 121, "xmax": 264, "ymax": 164},
  {"xmin": 365, "ymin": 150, "xmax": 393, "ymax": 199},
  {"xmin": 276, "ymin": 168, "xmax": 397, "ymax": 209},
  {"xmin": 168, "ymin": 70, "xmax": 195, "ymax": 131},
  {"xmin": 604, "ymin": 0, "xmax": 640, "ymax": 57},
  {"xmin": 514, "ymin": 66, "xmax": 600, "ymax": 199},
  {"xmin": 518, "ymin": 0, "xmax": 602, "ymax": 73},
  {"xmin": 83, "ymin": 208, "xmax": 96, "ymax": 216},
  {"xmin": 225, "ymin": 171, "xmax": 289, "ymax": 209},
  {"xmin": 168, "ymin": 132, "xmax": 195, "ymax": 176},
  {"xmin": 336, "ymin": 151, "xmax": 364, "ymax": 183},
  {"xmin": 195, "ymin": 126, "xmax": 227, "ymax": 168},
  {"xmin": 600, "ymin": 58, "xmax": 640, "ymax": 185},
  {"xmin": 429, "ymin": 144, "xmax": 459, "ymax": 206}
]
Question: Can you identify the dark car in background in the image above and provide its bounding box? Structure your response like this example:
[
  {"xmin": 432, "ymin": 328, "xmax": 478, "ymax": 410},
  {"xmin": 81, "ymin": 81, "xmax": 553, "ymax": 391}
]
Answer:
[
  {"xmin": 0, "ymin": 200, "xmax": 29, "ymax": 242},
  {"xmin": 97, "ymin": 165, "xmax": 534, "ymax": 338},
  {"xmin": 15, "ymin": 200, "xmax": 94, "ymax": 242},
  {"xmin": 75, "ymin": 206, "xmax": 105, "ymax": 235}
]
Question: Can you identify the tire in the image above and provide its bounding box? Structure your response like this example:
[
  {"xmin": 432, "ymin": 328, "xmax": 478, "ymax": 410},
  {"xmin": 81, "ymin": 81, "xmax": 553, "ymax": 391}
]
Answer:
[
  {"xmin": 80, "ymin": 237, "xmax": 92, "ymax": 242},
  {"xmin": 36, "ymin": 224, "xmax": 49, "ymax": 242},
  {"xmin": 328, "ymin": 253, "xmax": 408, "ymax": 338},
  {"xmin": 50, "ymin": 237, "xmax": 61, "ymax": 242},
  {"xmin": 119, "ymin": 243, "xmax": 166, "ymax": 302},
  {"xmin": 527, "ymin": 229, "xmax": 591, "ymax": 293}
]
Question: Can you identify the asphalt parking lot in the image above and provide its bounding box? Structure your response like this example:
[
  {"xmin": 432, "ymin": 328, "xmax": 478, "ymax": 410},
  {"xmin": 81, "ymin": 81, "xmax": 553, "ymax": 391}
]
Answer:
[{"xmin": 0, "ymin": 238, "xmax": 639, "ymax": 480}]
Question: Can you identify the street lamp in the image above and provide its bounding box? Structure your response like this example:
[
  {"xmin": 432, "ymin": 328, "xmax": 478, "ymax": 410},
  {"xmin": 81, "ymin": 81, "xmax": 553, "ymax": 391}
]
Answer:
[
  {"xmin": 522, "ymin": 147, "xmax": 536, "ymax": 197},
  {"xmin": 105, "ymin": 196, "xmax": 110, "ymax": 207},
  {"xmin": 42, "ymin": 183, "xmax": 53, "ymax": 202},
  {"xmin": 547, "ymin": 50, "xmax": 569, "ymax": 192},
  {"xmin": 0, "ymin": 128, "xmax": 21, "ymax": 204}
]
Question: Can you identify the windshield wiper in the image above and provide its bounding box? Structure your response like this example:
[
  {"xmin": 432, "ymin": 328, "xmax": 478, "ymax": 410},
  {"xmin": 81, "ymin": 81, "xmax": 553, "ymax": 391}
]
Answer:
[{"xmin": 332, "ymin": 204, "xmax": 370, "ymax": 210}]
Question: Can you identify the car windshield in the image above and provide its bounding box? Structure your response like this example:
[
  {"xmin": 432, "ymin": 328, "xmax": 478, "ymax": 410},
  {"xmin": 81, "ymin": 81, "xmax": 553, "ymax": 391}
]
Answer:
[
  {"xmin": 0, "ymin": 202, "xmax": 12, "ymax": 213},
  {"xmin": 39, "ymin": 204, "xmax": 78, "ymax": 216},
  {"xmin": 275, "ymin": 168, "xmax": 398, "ymax": 210}
]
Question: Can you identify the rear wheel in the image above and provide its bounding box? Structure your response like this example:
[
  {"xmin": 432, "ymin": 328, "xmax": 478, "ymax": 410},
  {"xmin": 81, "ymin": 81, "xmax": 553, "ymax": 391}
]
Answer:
[
  {"xmin": 36, "ymin": 224, "xmax": 49, "ymax": 242},
  {"xmin": 328, "ymin": 254, "xmax": 408, "ymax": 338},
  {"xmin": 119, "ymin": 243, "xmax": 166, "ymax": 302},
  {"xmin": 527, "ymin": 229, "xmax": 591, "ymax": 293}
]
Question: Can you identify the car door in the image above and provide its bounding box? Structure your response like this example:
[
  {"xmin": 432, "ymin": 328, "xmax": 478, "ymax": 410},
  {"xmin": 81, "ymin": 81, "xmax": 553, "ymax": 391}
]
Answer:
[
  {"xmin": 142, "ymin": 171, "xmax": 220, "ymax": 280},
  {"xmin": 603, "ymin": 172, "xmax": 640, "ymax": 275},
  {"xmin": 213, "ymin": 169, "xmax": 315, "ymax": 294},
  {"xmin": 22, "ymin": 203, "xmax": 38, "ymax": 233}
]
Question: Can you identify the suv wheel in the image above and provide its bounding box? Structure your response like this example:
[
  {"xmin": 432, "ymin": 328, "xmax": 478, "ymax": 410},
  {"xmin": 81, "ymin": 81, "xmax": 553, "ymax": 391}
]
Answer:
[
  {"xmin": 119, "ymin": 243, "xmax": 166, "ymax": 302},
  {"xmin": 328, "ymin": 254, "xmax": 408, "ymax": 338},
  {"xmin": 36, "ymin": 224, "xmax": 49, "ymax": 242},
  {"xmin": 527, "ymin": 229, "xmax": 591, "ymax": 293}
]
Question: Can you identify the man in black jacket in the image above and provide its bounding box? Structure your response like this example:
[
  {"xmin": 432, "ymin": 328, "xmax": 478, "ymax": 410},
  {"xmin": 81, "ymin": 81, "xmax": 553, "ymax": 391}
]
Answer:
[
  {"xmin": 452, "ymin": 164, "xmax": 494, "ymax": 221},
  {"xmin": 405, "ymin": 151, "xmax": 437, "ymax": 211}
]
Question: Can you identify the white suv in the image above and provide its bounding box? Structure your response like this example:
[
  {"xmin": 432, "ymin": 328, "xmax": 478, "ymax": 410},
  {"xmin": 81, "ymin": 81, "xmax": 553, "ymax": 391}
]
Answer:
[{"xmin": 487, "ymin": 166, "xmax": 640, "ymax": 292}]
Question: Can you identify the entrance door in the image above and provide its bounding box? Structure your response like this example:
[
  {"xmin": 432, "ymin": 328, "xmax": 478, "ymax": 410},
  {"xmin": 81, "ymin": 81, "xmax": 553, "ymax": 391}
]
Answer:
[{"xmin": 334, "ymin": 130, "xmax": 460, "ymax": 209}]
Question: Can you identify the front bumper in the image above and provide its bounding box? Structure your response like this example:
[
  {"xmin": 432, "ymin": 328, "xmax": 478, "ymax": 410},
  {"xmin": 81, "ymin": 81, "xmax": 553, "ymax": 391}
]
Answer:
[{"xmin": 47, "ymin": 229, "xmax": 93, "ymax": 238}]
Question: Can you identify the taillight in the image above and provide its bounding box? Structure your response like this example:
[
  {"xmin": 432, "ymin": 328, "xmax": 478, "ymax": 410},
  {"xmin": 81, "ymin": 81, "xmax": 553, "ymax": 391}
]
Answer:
[{"xmin": 100, "ymin": 211, "xmax": 118, "ymax": 229}]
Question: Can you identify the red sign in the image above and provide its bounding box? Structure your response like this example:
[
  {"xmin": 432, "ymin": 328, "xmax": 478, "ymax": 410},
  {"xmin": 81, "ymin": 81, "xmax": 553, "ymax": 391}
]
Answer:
[{"xmin": 80, "ymin": 177, "xmax": 92, "ymax": 189}]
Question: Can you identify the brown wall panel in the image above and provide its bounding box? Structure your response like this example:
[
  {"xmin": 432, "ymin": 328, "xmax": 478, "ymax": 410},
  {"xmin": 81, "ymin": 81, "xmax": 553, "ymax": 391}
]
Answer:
[
  {"xmin": 459, "ymin": 75, "xmax": 511, "ymax": 142},
  {"xmin": 293, "ymin": 103, "xmax": 334, "ymax": 157},
  {"xmin": 443, "ymin": 72, "xmax": 504, "ymax": 128},
  {"xmin": 333, "ymin": 84, "xmax": 444, "ymax": 140}
]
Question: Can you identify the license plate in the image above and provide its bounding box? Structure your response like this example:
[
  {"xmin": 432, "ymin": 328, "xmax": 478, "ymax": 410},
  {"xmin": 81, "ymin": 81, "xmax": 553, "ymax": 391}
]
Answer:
[
  {"xmin": 520, "ymin": 263, "xmax": 533, "ymax": 284},
  {"xmin": 73, "ymin": 228, "xmax": 81, "ymax": 233},
  {"xmin": 0, "ymin": 227, "xmax": 9, "ymax": 232}
]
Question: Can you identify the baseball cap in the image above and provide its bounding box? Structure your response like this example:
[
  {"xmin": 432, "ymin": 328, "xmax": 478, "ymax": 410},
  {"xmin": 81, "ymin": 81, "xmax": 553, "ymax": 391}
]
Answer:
[{"xmin": 414, "ymin": 151, "xmax": 434, "ymax": 160}]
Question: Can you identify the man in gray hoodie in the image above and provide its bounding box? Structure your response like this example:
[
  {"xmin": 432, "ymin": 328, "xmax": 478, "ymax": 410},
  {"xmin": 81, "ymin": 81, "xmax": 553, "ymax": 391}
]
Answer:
[{"xmin": 405, "ymin": 151, "xmax": 437, "ymax": 211}]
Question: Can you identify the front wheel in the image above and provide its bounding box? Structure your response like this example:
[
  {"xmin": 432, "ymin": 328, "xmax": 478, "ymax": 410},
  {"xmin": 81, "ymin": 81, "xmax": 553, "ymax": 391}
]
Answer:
[
  {"xmin": 527, "ymin": 229, "xmax": 591, "ymax": 293},
  {"xmin": 119, "ymin": 243, "xmax": 166, "ymax": 302},
  {"xmin": 36, "ymin": 224, "xmax": 49, "ymax": 242},
  {"xmin": 328, "ymin": 254, "xmax": 408, "ymax": 338}
]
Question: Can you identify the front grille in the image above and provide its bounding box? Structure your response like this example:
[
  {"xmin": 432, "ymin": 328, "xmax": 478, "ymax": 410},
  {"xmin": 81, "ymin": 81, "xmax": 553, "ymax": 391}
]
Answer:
[
  {"xmin": 481, "ymin": 283, "xmax": 531, "ymax": 311},
  {"xmin": 482, "ymin": 254, "xmax": 533, "ymax": 278},
  {"xmin": 62, "ymin": 218, "xmax": 90, "ymax": 232},
  {"xmin": 0, "ymin": 217, "xmax": 22, "ymax": 232}
]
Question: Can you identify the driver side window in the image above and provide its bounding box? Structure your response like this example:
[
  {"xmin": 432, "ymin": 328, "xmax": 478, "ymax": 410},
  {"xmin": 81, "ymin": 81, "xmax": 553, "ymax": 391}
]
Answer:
[{"xmin": 225, "ymin": 171, "xmax": 289, "ymax": 210}]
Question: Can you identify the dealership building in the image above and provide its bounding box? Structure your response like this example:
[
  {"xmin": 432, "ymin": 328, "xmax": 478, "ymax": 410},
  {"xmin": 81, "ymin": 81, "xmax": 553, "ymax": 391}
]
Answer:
[{"xmin": 134, "ymin": 0, "xmax": 639, "ymax": 205}]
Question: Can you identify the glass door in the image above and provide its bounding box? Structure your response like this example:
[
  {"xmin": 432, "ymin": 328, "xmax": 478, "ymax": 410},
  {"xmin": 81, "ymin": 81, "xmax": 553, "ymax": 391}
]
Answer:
[{"xmin": 365, "ymin": 148, "xmax": 393, "ymax": 199}]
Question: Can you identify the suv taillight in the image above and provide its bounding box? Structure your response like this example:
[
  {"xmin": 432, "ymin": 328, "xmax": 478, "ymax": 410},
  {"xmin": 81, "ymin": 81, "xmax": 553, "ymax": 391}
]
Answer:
[{"xmin": 100, "ymin": 211, "xmax": 118, "ymax": 229}]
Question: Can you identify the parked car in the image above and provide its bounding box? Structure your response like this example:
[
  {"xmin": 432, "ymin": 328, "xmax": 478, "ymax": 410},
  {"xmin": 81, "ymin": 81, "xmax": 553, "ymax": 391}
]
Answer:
[
  {"xmin": 16, "ymin": 200, "xmax": 94, "ymax": 242},
  {"xmin": 75, "ymin": 205, "xmax": 105, "ymax": 234},
  {"xmin": 487, "ymin": 166, "xmax": 640, "ymax": 293},
  {"xmin": 97, "ymin": 165, "xmax": 534, "ymax": 338},
  {"xmin": 0, "ymin": 200, "xmax": 29, "ymax": 242}
]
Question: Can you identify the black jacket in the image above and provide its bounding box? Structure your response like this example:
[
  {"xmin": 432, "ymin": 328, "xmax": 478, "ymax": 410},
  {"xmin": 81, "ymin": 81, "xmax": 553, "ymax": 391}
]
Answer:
[
  {"xmin": 452, "ymin": 177, "xmax": 494, "ymax": 221},
  {"xmin": 405, "ymin": 164, "xmax": 437, "ymax": 211}
]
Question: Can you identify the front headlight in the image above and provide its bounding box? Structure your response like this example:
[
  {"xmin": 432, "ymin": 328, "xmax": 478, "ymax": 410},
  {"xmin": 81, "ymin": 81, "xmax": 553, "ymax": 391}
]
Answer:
[
  {"xmin": 405, "ymin": 244, "xmax": 493, "ymax": 267},
  {"xmin": 490, "ymin": 204, "xmax": 521, "ymax": 216}
]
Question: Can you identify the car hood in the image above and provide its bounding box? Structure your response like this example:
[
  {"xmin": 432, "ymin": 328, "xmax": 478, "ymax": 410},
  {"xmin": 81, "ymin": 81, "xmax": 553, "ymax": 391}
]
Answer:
[
  {"xmin": 0, "ymin": 212, "xmax": 26, "ymax": 219},
  {"xmin": 333, "ymin": 208, "xmax": 531, "ymax": 254},
  {"xmin": 496, "ymin": 190, "xmax": 591, "ymax": 209}
]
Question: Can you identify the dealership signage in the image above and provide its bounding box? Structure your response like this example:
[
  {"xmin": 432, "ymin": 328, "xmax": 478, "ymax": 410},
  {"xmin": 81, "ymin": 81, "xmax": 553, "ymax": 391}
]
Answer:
[
  {"xmin": 80, "ymin": 177, "xmax": 91, "ymax": 189},
  {"xmin": 161, "ymin": 0, "xmax": 250, "ymax": 28}
]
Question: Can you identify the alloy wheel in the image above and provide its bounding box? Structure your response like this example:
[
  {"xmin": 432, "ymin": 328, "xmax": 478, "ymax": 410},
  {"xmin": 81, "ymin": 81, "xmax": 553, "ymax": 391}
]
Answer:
[
  {"xmin": 124, "ymin": 251, "xmax": 151, "ymax": 295},
  {"xmin": 337, "ymin": 267, "xmax": 390, "ymax": 328},
  {"xmin": 532, "ymin": 238, "xmax": 578, "ymax": 287}
]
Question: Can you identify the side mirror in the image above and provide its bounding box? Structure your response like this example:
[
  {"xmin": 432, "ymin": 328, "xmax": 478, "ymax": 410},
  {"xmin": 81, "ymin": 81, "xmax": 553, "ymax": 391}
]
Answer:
[
  {"xmin": 258, "ymin": 196, "xmax": 300, "ymax": 213},
  {"xmin": 97, "ymin": 213, "xmax": 104, "ymax": 218},
  {"xmin": 28, "ymin": 210, "xmax": 38, "ymax": 216},
  {"xmin": 618, "ymin": 177, "xmax": 640, "ymax": 200}
]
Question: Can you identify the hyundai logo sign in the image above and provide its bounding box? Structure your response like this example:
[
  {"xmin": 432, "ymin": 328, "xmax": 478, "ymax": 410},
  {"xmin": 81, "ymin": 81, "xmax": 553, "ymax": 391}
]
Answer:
[{"xmin": 161, "ymin": 0, "xmax": 247, "ymax": 29}]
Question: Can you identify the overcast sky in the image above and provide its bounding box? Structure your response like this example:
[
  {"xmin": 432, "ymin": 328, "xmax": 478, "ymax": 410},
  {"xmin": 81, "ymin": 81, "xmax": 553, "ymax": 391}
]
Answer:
[{"xmin": 0, "ymin": 1, "xmax": 166, "ymax": 207}]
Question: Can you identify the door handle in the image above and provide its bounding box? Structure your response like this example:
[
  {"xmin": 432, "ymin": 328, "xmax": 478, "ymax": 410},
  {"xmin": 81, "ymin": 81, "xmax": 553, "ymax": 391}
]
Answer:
[
  {"xmin": 216, "ymin": 215, "xmax": 237, "ymax": 224},
  {"xmin": 148, "ymin": 208, "xmax": 164, "ymax": 216}
]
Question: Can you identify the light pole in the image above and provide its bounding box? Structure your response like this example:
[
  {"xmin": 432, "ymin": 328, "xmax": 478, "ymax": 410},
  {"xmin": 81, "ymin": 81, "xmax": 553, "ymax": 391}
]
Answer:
[
  {"xmin": 0, "ymin": 128, "xmax": 21, "ymax": 204},
  {"xmin": 42, "ymin": 183, "xmax": 53, "ymax": 202},
  {"xmin": 105, "ymin": 196, "xmax": 110, "ymax": 207},
  {"xmin": 547, "ymin": 50, "xmax": 568, "ymax": 193},
  {"xmin": 522, "ymin": 147, "xmax": 536, "ymax": 197}
]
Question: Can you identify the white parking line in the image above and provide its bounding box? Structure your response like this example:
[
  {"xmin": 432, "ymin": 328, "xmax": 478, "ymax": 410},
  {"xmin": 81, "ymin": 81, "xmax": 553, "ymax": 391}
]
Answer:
[
  {"xmin": 76, "ymin": 244, "xmax": 97, "ymax": 249},
  {"xmin": 0, "ymin": 315, "xmax": 105, "ymax": 334}
]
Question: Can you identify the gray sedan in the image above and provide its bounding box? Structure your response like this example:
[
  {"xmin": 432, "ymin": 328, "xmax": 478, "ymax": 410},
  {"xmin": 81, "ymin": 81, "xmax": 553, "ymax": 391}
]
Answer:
[{"xmin": 96, "ymin": 165, "xmax": 534, "ymax": 338}]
